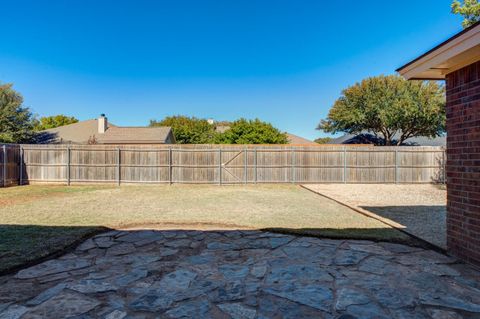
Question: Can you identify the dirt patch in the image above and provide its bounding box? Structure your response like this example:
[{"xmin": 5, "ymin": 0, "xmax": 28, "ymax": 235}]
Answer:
[
  {"xmin": 117, "ymin": 221, "xmax": 256, "ymax": 231},
  {"xmin": 0, "ymin": 193, "xmax": 65, "ymax": 207},
  {"xmin": 0, "ymin": 185, "xmax": 113, "ymax": 208}
]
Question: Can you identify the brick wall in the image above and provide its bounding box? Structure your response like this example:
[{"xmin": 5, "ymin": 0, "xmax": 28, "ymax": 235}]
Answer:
[{"xmin": 446, "ymin": 61, "xmax": 480, "ymax": 266}]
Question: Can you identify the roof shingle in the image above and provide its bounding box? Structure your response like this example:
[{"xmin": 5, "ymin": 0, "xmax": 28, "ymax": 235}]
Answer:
[
  {"xmin": 96, "ymin": 127, "xmax": 173, "ymax": 144},
  {"xmin": 37, "ymin": 119, "xmax": 173, "ymax": 144}
]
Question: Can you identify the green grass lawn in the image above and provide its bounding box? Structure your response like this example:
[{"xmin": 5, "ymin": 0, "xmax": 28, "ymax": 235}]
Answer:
[{"xmin": 0, "ymin": 184, "xmax": 411, "ymax": 273}]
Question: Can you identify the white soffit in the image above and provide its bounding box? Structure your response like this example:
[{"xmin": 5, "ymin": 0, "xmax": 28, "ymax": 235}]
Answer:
[{"xmin": 397, "ymin": 23, "xmax": 480, "ymax": 80}]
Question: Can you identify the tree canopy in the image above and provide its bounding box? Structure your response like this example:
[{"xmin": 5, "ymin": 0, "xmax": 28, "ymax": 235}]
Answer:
[
  {"xmin": 215, "ymin": 118, "xmax": 288, "ymax": 144},
  {"xmin": 33, "ymin": 115, "xmax": 78, "ymax": 131},
  {"xmin": 314, "ymin": 137, "xmax": 333, "ymax": 144},
  {"xmin": 150, "ymin": 116, "xmax": 287, "ymax": 144},
  {"xmin": 317, "ymin": 75, "xmax": 446, "ymax": 146},
  {"xmin": 149, "ymin": 115, "xmax": 217, "ymax": 144},
  {"xmin": 0, "ymin": 83, "xmax": 36, "ymax": 143},
  {"xmin": 452, "ymin": 0, "xmax": 480, "ymax": 28}
]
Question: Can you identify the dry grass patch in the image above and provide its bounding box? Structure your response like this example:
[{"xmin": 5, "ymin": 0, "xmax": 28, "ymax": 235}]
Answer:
[{"xmin": 0, "ymin": 184, "xmax": 412, "ymax": 273}]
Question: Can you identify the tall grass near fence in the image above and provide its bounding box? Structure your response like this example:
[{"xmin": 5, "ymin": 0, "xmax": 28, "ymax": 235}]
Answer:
[{"xmin": 0, "ymin": 144, "xmax": 446, "ymax": 186}]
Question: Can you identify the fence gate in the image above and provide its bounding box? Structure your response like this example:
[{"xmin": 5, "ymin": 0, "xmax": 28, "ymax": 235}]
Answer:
[{"xmin": 220, "ymin": 149, "xmax": 248, "ymax": 184}]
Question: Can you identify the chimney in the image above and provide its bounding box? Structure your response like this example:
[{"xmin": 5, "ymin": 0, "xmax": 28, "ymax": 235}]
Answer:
[{"xmin": 98, "ymin": 114, "xmax": 108, "ymax": 133}]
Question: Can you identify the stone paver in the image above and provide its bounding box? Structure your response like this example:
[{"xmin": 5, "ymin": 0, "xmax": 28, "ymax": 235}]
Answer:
[{"xmin": 1, "ymin": 230, "xmax": 479, "ymax": 318}]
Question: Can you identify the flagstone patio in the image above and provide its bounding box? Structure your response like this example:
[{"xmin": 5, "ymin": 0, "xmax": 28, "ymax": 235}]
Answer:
[{"xmin": 1, "ymin": 230, "xmax": 479, "ymax": 319}]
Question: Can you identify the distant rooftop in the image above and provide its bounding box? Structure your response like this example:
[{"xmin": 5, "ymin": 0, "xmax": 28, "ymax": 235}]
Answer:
[
  {"xmin": 96, "ymin": 126, "xmax": 173, "ymax": 144},
  {"xmin": 37, "ymin": 115, "xmax": 174, "ymax": 144},
  {"xmin": 327, "ymin": 132, "xmax": 446, "ymax": 147},
  {"xmin": 286, "ymin": 133, "xmax": 318, "ymax": 145}
]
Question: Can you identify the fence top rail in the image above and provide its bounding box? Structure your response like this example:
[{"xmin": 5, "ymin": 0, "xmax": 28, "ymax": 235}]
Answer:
[
  {"xmin": 0, "ymin": 144, "xmax": 20, "ymax": 149},
  {"xmin": 16, "ymin": 143, "xmax": 444, "ymax": 150},
  {"xmin": 16, "ymin": 145, "xmax": 446, "ymax": 152},
  {"xmin": 115, "ymin": 148, "xmax": 170, "ymax": 152}
]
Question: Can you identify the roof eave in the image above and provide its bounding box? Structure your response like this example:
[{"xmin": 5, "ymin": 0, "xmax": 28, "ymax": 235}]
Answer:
[{"xmin": 397, "ymin": 21, "xmax": 480, "ymax": 80}]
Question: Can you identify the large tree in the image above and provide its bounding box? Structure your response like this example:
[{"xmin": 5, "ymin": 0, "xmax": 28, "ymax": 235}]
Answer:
[
  {"xmin": 215, "ymin": 118, "xmax": 288, "ymax": 144},
  {"xmin": 149, "ymin": 115, "xmax": 217, "ymax": 144},
  {"xmin": 0, "ymin": 83, "xmax": 35, "ymax": 143},
  {"xmin": 452, "ymin": 0, "xmax": 480, "ymax": 28},
  {"xmin": 317, "ymin": 75, "xmax": 445, "ymax": 146},
  {"xmin": 33, "ymin": 114, "xmax": 78, "ymax": 131}
]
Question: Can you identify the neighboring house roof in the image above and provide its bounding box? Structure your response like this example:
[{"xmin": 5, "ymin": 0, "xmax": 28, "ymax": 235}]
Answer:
[
  {"xmin": 96, "ymin": 127, "xmax": 173, "ymax": 144},
  {"xmin": 286, "ymin": 133, "xmax": 318, "ymax": 145},
  {"xmin": 327, "ymin": 132, "xmax": 446, "ymax": 147},
  {"xmin": 36, "ymin": 117, "xmax": 174, "ymax": 144},
  {"xmin": 397, "ymin": 21, "xmax": 480, "ymax": 80},
  {"xmin": 36, "ymin": 119, "xmax": 117, "ymax": 144}
]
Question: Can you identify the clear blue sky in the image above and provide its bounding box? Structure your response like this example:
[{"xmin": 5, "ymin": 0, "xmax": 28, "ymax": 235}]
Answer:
[{"xmin": 1, "ymin": 0, "xmax": 462, "ymax": 140}]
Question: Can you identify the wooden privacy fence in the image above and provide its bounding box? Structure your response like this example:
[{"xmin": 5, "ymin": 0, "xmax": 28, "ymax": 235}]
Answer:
[
  {"xmin": 0, "ymin": 144, "xmax": 21, "ymax": 187},
  {"xmin": 0, "ymin": 144, "xmax": 446, "ymax": 186}
]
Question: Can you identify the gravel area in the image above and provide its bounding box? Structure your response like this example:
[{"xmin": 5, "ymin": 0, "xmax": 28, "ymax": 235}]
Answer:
[{"xmin": 302, "ymin": 184, "xmax": 447, "ymax": 249}]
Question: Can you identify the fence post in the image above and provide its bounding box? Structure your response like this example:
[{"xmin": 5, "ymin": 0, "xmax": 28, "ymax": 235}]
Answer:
[
  {"xmin": 254, "ymin": 148, "xmax": 257, "ymax": 184},
  {"xmin": 169, "ymin": 147, "xmax": 173, "ymax": 185},
  {"xmin": 343, "ymin": 146, "xmax": 347, "ymax": 184},
  {"xmin": 218, "ymin": 148, "xmax": 222, "ymax": 185},
  {"xmin": 395, "ymin": 149, "xmax": 399, "ymax": 184},
  {"xmin": 19, "ymin": 146, "xmax": 23, "ymax": 186},
  {"xmin": 2, "ymin": 145, "xmax": 6, "ymax": 187},
  {"xmin": 66, "ymin": 146, "xmax": 71, "ymax": 186},
  {"xmin": 117, "ymin": 147, "xmax": 121, "ymax": 186},
  {"xmin": 291, "ymin": 148, "xmax": 295, "ymax": 184},
  {"xmin": 244, "ymin": 148, "xmax": 247, "ymax": 184}
]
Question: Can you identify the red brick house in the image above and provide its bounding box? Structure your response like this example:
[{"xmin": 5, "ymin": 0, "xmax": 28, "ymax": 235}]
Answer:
[{"xmin": 397, "ymin": 22, "xmax": 480, "ymax": 266}]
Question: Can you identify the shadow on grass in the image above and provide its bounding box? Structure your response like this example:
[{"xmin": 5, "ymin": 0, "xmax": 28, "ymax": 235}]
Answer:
[
  {"xmin": 359, "ymin": 205, "xmax": 447, "ymax": 250},
  {"xmin": 0, "ymin": 222, "xmax": 435, "ymax": 276},
  {"xmin": 0, "ymin": 225, "xmax": 109, "ymax": 276},
  {"xmin": 299, "ymin": 185, "xmax": 447, "ymax": 251}
]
